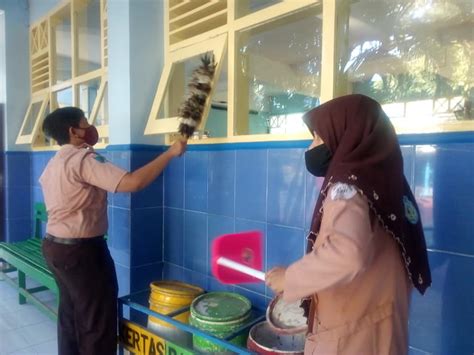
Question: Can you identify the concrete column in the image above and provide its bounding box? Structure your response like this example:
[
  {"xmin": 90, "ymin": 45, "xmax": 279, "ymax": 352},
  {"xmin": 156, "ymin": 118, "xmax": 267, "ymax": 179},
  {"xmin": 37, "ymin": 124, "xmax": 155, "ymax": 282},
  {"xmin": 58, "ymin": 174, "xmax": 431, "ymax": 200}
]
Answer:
[{"xmin": 108, "ymin": 0, "xmax": 165, "ymax": 145}]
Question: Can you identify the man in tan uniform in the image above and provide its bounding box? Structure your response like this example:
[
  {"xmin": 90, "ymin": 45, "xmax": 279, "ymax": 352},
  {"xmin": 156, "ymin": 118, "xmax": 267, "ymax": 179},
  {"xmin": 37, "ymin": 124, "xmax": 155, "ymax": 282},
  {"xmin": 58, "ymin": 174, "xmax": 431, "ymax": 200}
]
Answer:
[
  {"xmin": 266, "ymin": 95, "xmax": 431, "ymax": 354},
  {"xmin": 40, "ymin": 107, "xmax": 186, "ymax": 355}
]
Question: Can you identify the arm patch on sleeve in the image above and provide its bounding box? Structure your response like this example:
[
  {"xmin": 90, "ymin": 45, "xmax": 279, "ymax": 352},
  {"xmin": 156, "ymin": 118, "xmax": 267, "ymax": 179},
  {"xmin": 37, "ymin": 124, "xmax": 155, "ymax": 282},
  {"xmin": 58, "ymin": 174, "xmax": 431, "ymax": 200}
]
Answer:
[{"xmin": 94, "ymin": 154, "xmax": 107, "ymax": 163}]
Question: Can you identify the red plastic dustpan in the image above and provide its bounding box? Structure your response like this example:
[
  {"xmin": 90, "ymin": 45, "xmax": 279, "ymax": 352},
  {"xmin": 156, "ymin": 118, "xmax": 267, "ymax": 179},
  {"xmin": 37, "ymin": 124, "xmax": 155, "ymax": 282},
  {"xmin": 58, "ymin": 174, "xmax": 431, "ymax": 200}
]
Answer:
[{"xmin": 211, "ymin": 231, "xmax": 265, "ymax": 284}]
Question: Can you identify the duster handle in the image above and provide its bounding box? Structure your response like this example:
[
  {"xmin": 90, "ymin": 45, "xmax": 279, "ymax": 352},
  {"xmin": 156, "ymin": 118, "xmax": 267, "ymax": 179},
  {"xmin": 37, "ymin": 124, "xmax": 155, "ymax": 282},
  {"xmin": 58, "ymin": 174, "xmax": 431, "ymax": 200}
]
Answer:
[{"xmin": 216, "ymin": 257, "xmax": 265, "ymax": 281}]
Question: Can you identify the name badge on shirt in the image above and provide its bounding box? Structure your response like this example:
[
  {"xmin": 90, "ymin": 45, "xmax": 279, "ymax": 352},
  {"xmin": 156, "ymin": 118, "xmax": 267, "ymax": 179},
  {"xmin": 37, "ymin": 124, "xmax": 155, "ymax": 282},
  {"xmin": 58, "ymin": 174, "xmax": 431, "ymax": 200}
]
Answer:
[{"xmin": 331, "ymin": 183, "xmax": 357, "ymax": 200}]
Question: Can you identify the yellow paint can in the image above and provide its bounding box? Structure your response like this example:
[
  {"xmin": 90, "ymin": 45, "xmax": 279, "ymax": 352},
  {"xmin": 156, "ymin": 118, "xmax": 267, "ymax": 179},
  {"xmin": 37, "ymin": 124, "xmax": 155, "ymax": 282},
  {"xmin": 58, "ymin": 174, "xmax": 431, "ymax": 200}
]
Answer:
[{"xmin": 147, "ymin": 281, "xmax": 204, "ymax": 346}]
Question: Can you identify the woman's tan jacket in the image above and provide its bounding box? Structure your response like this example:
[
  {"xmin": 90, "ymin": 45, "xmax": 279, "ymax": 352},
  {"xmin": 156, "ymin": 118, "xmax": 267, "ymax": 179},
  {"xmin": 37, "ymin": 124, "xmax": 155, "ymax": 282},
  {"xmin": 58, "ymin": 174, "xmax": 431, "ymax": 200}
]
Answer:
[{"xmin": 284, "ymin": 184, "xmax": 411, "ymax": 355}]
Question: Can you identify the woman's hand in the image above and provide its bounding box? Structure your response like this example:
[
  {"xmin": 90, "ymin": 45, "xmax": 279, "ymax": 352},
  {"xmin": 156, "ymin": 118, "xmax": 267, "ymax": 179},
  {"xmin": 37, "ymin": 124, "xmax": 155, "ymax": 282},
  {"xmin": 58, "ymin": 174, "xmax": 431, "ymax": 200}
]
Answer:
[{"xmin": 266, "ymin": 266, "xmax": 286, "ymax": 294}]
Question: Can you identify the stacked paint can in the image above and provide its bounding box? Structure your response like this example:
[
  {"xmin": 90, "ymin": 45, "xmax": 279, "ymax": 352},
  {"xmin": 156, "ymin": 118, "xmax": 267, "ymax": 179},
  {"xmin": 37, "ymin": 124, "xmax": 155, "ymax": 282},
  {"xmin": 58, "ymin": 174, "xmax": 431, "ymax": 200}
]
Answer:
[
  {"xmin": 189, "ymin": 292, "xmax": 252, "ymax": 354},
  {"xmin": 148, "ymin": 281, "xmax": 204, "ymax": 346}
]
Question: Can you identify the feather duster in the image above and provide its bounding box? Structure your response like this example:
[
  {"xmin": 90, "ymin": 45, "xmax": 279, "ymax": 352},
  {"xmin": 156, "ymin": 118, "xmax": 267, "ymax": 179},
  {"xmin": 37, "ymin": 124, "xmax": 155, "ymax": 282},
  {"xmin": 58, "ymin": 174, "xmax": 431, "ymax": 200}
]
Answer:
[{"xmin": 178, "ymin": 54, "xmax": 216, "ymax": 138}]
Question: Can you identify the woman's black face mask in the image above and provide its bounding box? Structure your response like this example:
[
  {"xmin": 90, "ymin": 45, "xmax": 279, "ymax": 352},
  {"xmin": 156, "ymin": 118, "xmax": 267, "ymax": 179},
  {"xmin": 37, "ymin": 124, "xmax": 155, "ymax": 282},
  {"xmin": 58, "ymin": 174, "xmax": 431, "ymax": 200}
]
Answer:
[{"xmin": 305, "ymin": 144, "xmax": 332, "ymax": 177}]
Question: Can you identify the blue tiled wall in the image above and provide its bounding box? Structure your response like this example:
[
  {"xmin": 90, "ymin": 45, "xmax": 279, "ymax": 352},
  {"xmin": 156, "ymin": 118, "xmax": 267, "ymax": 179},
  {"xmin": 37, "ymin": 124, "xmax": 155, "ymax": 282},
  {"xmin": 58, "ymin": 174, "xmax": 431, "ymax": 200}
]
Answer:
[
  {"xmin": 2, "ymin": 139, "xmax": 473, "ymax": 353},
  {"xmin": 106, "ymin": 148, "xmax": 165, "ymax": 296},
  {"xmin": 4, "ymin": 152, "xmax": 32, "ymax": 242},
  {"xmin": 409, "ymin": 143, "xmax": 474, "ymax": 354}
]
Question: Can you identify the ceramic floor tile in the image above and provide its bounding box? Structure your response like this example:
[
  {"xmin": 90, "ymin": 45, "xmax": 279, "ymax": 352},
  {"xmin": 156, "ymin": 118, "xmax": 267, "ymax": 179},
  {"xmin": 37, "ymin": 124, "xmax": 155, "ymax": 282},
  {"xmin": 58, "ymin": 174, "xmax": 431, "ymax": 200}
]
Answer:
[
  {"xmin": 19, "ymin": 322, "xmax": 57, "ymax": 347},
  {"xmin": 0, "ymin": 282, "xmax": 57, "ymax": 355},
  {"xmin": 0, "ymin": 317, "xmax": 11, "ymax": 334},
  {"xmin": 0, "ymin": 329, "xmax": 29, "ymax": 354},
  {"xmin": 8, "ymin": 347, "xmax": 40, "ymax": 355},
  {"xmin": 0, "ymin": 281, "xmax": 19, "ymax": 301},
  {"xmin": 14, "ymin": 307, "xmax": 51, "ymax": 328},
  {"xmin": 32, "ymin": 290, "xmax": 57, "ymax": 303},
  {"xmin": 31, "ymin": 340, "xmax": 58, "ymax": 355},
  {"xmin": 0, "ymin": 297, "xmax": 38, "ymax": 315},
  {"xmin": 0, "ymin": 311, "xmax": 24, "ymax": 331},
  {"xmin": 0, "ymin": 306, "xmax": 50, "ymax": 331}
]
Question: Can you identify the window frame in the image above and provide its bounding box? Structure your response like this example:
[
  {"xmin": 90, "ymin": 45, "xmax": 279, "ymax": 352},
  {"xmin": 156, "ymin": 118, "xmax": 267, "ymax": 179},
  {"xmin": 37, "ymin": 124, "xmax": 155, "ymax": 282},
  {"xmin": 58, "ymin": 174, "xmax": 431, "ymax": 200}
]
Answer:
[
  {"xmin": 18, "ymin": 0, "xmax": 110, "ymax": 150},
  {"xmin": 88, "ymin": 79, "xmax": 109, "ymax": 141},
  {"xmin": 145, "ymin": 33, "xmax": 228, "ymax": 135},
  {"xmin": 16, "ymin": 94, "xmax": 50, "ymax": 145},
  {"xmin": 147, "ymin": 0, "xmax": 320, "ymax": 144}
]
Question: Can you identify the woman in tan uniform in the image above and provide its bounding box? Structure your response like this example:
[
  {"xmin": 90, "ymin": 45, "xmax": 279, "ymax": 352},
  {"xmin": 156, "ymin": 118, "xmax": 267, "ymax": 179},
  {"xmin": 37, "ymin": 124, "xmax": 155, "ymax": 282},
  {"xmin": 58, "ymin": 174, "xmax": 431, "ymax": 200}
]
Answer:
[
  {"xmin": 40, "ymin": 107, "xmax": 186, "ymax": 355},
  {"xmin": 266, "ymin": 95, "xmax": 431, "ymax": 354}
]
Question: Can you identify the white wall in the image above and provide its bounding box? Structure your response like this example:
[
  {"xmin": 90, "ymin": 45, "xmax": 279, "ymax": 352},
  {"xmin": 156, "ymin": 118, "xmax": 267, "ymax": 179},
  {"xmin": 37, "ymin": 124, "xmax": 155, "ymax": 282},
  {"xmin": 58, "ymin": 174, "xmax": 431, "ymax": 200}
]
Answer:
[
  {"xmin": 29, "ymin": 0, "xmax": 61, "ymax": 24},
  {"xmin": 108, "ymin": 0, "xmax": 131, "ymax": 144},
  {"xmin": 1, "ymin": 10, "xmax": 5, "ymax": 106},
  {"xmin": 109, "ymin": 0, "xmax": 165, "ymax": 145},
  {"xmin": 129, "ymin": 0, "xmax": 165, "ymax": 145},
  {"xmin": 0, "ymin": 0, "xmax": 30, "ymax": 151}
]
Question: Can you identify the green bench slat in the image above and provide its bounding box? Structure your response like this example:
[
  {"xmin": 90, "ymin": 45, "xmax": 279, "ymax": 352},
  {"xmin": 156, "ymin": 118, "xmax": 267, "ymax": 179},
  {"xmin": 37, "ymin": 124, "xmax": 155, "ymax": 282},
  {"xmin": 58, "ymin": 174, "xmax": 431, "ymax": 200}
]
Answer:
[
  {"xmin": 0, "ymin": 249, "xmax": 57, "ymax": 288},
  {"xmin": 1, "ymin": 246, "xmax": 52, "ymax": 276},
  {"xmin": 0, "ymin": 203, "xmax": 58, "ymax": 320},
  {"xmin": 16, "ymin": 241, "xmax": 45, "ymax": 258},
  {"xmin": 0, "ymin": 237, "xmax": 54, "ymax": 278}
]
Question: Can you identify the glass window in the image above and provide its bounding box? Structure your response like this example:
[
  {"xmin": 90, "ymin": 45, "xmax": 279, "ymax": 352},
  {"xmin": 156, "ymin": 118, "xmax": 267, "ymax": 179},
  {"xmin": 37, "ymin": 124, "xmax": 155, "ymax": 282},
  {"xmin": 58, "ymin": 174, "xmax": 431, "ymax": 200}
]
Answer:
[
  {"xmin": 342, "ymin": 0, "xmax": 473, "ymax": 133},
  {"xmin": 201, "ymin": 54, "xmax": 228, "ymax": 139},
  {"xmin": 34, "ymin": 102, "xmax": 56, "ymax": 147},
  {"xmin": 52, "ymin": 5, "xmax": 72, "ymax": 84},
  {"xmin": 77, "ymin": 0, "xmax": 102, "ymax": 75},
  {"xmin": 96, "ymin": 82, "xmax": 109, "ymax": 126},
  {"xmin": 78, "ymin": 77, "xmax": 101, "ymax": 118},
  {"xmin": 145, "ymin": 34, "xmax": 227, "ymax": 135},
  {"xmin": 158, "ymin": 53, "xmax": 214, "ymax": 120},
  {"xmin": 16, "ymin": 96, "xmax": 49, "ymax": 145},
  {"xmin": 235, "ymin": 9, "xmax": 322, "ymax": 135},
  {"xmin": 20, "ymin": 101, "xmax": 43, "ymax": 137},
  {"xmin": 52, "ymin": 87, "xmax": 73, "ymax": 109},
  {"xmin": 43, "ymin": 102, "xmax": 53, "ymax": 145},
  {"xmin": 235, "ymin": 0, "xmax": 284, "ymax": 18}
]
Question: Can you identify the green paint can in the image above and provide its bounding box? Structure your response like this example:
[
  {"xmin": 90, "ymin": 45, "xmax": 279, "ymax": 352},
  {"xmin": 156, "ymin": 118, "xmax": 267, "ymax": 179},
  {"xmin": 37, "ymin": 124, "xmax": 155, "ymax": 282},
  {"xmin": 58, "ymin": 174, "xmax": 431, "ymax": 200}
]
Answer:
[{"xmin": 189, "ymin": 292, "xmax": 252, "ymax": 354}]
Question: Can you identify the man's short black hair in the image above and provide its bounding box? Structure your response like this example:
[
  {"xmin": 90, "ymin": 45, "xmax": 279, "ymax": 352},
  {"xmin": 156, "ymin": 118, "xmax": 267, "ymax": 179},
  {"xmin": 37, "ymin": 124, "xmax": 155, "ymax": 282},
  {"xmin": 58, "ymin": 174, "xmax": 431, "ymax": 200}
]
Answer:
[{"xmin": 42, "ymin": 107, "xmax": 85, "ymax": 145}]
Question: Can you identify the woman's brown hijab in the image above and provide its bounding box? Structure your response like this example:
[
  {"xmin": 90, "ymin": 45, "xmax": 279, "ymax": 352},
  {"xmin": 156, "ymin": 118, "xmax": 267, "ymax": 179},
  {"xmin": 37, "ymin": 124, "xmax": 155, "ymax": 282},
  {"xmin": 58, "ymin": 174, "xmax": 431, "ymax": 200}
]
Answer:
[{"xmin": 303, "ymin": 95, "xmax": 431, "ymax": 304}]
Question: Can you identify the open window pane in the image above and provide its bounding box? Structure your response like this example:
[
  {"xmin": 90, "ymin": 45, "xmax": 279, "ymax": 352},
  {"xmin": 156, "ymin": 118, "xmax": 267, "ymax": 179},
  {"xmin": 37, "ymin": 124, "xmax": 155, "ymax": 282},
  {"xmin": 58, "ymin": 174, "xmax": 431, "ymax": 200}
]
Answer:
[
  {"xmin": 235, "ymin": 9, "xmax": 322, "ymax": 136},
  {"xmin": 145, "ymin": 35, "xmax": 227, "ymax": 135},
  {"xmin": 158, "ymin": 53, "xmax": 214, "ymax": 120},
  {"xmin": 52, "ymin": 87, "xmax": 73, "ymax": 109},
  {"xmin": 95, "ymin": 82, "xmax": 109, "ymax": 126},
  {"xmin": 52, "ymin": 5, "xmax": 72, "ymax": 84},
  {"xmin": 77, "ymin": 0, "xmax": 102, "ymax": 75},
  {"xmin": 21, "ymin": 101, "xmax": 43, "ymax": 136},
  {"xmin": 16, "ymin": 96, "xmax": 49, "ymax": 145},
  {"xmin": 343, "ymin": 0, "xmax": 474, "ymax": 133},
  {"xmin": 34, "ymin": 102, "xmax": 56, "ymax": 147},
  {"xmin": 43, "ymin": 102, "xmax": 54, "ymax": 145},
  {"xmin": 78, "ymin": 77, "xmax": 101, "ymax": 118},
  {"xmin": 202, "ymin": 54, "xmax": 228, "ymax": 139}
]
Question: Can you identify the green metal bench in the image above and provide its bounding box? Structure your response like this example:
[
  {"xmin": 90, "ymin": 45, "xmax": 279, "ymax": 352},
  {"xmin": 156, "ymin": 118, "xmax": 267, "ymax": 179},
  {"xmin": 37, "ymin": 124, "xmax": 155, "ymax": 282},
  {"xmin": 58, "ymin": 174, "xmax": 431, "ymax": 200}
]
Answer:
[{"xmin": 0, "ymin": 203, "xmax": 58, "ymax": 320}]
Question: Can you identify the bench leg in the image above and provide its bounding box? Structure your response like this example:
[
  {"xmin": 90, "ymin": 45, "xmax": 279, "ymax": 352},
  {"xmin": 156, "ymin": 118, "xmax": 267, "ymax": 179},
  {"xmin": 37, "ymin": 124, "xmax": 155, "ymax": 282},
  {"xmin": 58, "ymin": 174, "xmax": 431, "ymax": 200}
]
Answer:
[{"xmin": 18, "ymin": 271, "xmax": 27, "ymax": 304}]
